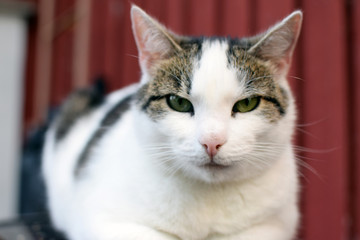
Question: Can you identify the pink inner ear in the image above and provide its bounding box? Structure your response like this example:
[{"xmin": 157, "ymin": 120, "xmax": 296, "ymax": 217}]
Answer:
[
  {"xmin": 131, "ymin": 6, "xmax": 179, "ymax": 73},
  {"xmin": 132, "ymin": 9, "xmax": 163, "ymax": 71},
  {"xmin": 248, "ymin": 11, "xmax": 302, "ymax": 76},
  {"xmin": 132, "ymin": 10, "xmax": 148, "ymax": 54},
  {"xmin": 275, "ymin": 59, "xmax": 290, "ymax": 76},
  {"xmin": 139, "ymin": 52, "xmax": 162, "ymax": 70}
]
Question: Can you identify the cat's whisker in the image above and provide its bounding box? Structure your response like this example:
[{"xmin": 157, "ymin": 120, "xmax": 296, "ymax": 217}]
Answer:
[
  {"xmin": 145, "ymin": 152, "xmax": 175, "ymax": 158},
  {"xmin": 126, "ymin": 53, "xmax": 140, "ymax": 59},
  {"xmin": 293, "ymin": 153, "xmax": 325, "ymax": 163},
  {"xmin": 288, "ymin": 75, "xmax": 304, "ymax": 81},
  {"xmin": 152, "ymin": 156, "xmax": 177, "ymax": 170},
  {"xmin": 239, "ymin": 142, "xmax": 335, "ymax": 154},
  {"xmin": 295, "ymin": 127, "xmax": 319, "ymax": 139},
  {"xmin": 233, "ymin": 154, "xmax": 272, "ymax": 169},
  {"xmin": 296, "ymin": 159, "xmax": 318, "ymax": 173},
  {"xmin": 143, "ymin": 147, "xmax": 174, "ymax": 152},
  {"xmin": 143, "ymin": 143, "xmax": 173, "ymax": 149},
  {"xmin": 163, "ymin": 161, "xmax": 184, "ymax": 178},
  {"xmin": 241, "ymin": 158, "xmax": 271, "ymax": 171},
  {"xmin": 296, "ymin": 118, "xmax": 327, "ymax": 127},
  {"xmin": 239, "ymin": 143, "xmax": 336, "ymax": 157},
  {"xmin": 296, "ymin": 169, "xmax": 310, "ymax": 183},
  {"xmin": 295, "ymin": 158, "xmax": 324, "ymax": 181},
  {"xmin": 295, "ymin": 119, "xmax": 329, "ymax": 138},
  {"xmin": 231, "ymin": 143, "xmax": 326, "ymax": 181},
  {"xmin": 292, "ymin": 146, "xmax": 338, "ymax": 154}
]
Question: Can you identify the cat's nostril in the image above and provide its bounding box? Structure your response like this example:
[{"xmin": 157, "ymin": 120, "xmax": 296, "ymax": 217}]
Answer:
[{"xmin": 202, "ymin": 142, "xmax": 223, "ymax": 158}]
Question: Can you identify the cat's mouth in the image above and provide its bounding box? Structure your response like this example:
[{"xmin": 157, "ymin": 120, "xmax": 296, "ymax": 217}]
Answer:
[{"xmin": 201, "ymin": 161, "xmax": 230, "ymax": 170}]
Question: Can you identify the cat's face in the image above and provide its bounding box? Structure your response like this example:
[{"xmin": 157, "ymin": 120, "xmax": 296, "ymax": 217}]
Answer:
[{"xmin": 131, "ymin": 6, "xmax": 301, "ymax": 183}]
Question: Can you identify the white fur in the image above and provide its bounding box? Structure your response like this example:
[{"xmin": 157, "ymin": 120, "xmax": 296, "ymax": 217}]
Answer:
[{"xmin": 43, "ymin": 41, "xmax": 298, "ymax": 240}]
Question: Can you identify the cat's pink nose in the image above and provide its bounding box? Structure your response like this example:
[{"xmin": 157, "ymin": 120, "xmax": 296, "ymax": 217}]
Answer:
[{"xmin": 201, "ymin": 140, "xmax": 226, "ymax": 158}]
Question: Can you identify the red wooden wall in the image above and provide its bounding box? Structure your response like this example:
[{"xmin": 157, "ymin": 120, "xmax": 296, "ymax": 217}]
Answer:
[{"xmin": 22, "ymin": 0, "xmax": 360, "ymax": 239}]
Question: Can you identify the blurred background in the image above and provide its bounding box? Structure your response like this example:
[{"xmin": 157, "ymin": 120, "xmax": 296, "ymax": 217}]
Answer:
[{"xmin": 0, "ymin": 0, "xmax": 359, "ymax": 239}]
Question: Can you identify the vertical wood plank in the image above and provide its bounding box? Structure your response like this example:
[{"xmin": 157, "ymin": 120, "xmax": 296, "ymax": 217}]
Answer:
[
  {"xmin": 50, "ymin": 0, "xmax": 76, "ymax": 105},
  {"xmin": 144, "ymin": 0, "xmax": 167, "ymax": 24},
  {"xmin": 221, "ymin": 0, "xmax": 251, "ymax": 37},
  {"xmin": 88, "ymin": 0, "xmax": 108, "ymax": 81},
  {"xmin": 301, "ymin": 0, "xmax": 349, "ymax": 239},
  {"xmin": 33, "ymin": 0, "xmax": 55, "ymax": 123},
  {"xmin": 72, "ymin": 0, "xmax": 91, "ymax": 88},
  {"xmin": 119, "ymin": 0, "xmax": 143, "ymax": 90},
  {"xmin": 23, "ymin": 14, "xmax": 37, "ymax": 130},
  {"xmin": 166, "ymin": 0, "xmax": 186, "ymax": 33},
  {"xmin": 350, "ymin": 0, "xmax": 360, "ymax": 238},
  {"xmin": 103, "ymin": 0, "xmax": 127, "ymax": 90},
  {"xmin": 187, "ymin": 0, "xmax": 218, "ymax": 35},
  {"xmin": 254, "ymin": 0, "xmax": 295, "ymax": 32}
]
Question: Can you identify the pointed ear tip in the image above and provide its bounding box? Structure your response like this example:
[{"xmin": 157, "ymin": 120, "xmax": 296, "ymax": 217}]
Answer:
[
  {"xmin": 130, "ymin": 4, "xmax": 141, "ymax": 12},
  {"xmin": 130, "ymin": 5, "xmax": 146, "ymax": 19},
  {"xmin": 289, "ymin": 10, "xmax": 303, "ymax": 22}
]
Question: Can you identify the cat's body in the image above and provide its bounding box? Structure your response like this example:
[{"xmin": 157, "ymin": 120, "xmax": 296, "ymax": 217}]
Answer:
[{"xmin": 42, "ymin": 6, "xmax": 302, "ymax": 240}]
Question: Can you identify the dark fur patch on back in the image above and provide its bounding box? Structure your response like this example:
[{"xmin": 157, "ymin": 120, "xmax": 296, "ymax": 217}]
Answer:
[
  {"xmin": 55, "ymin": 80, "xmax": 106, "ymax": 141},
  {"xmin": 74, "ymin": 94, "xmax": 133, "ymax": 177}
]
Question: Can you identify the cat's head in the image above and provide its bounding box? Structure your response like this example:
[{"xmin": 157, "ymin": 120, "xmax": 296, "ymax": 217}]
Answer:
[{"xmin": 131, "ymin": 6, "xmax": 302, "ymax": 183}]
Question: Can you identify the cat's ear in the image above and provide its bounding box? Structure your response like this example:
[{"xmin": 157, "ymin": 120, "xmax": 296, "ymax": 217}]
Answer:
[
  {"xmin": 131, "ymin": 6, "xmax": 182, "ymax": 75},
  {"xmin": 248, "ymin": 11, "xmax": 302, "ymax": 75}
]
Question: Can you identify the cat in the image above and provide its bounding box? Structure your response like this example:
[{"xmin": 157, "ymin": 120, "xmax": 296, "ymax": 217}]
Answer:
[{"xmin": 42, "ymin": 5, "xmax": 302, "ymax": 240}]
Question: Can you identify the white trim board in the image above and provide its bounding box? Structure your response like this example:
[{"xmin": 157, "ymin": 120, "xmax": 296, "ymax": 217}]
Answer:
[{"xmin": 0, "ymin": 13, "xmax": 27, "ymax": 221}]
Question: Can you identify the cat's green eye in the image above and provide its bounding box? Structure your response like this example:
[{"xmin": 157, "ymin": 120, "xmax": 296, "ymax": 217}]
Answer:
[
  {"xmin": 166, "ymin": 95, "xmax": 194, "ymax": 113},
  {"xmin": 233, "ymin": 97, "xmax": 261, "ymax": 113}
]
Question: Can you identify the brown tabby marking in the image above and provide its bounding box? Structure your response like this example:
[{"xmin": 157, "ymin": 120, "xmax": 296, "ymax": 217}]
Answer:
[
  {"xmin": 227, "ymin": 44, "xmax": 289, "ymax": 122},
  {"xmin": 136, "ymin": 40, "xmax": 202, "ymax": 120}
]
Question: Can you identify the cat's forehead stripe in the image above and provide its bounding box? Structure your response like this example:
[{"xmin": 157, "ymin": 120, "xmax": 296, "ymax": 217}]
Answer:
[{"xmin": 190, "ymin": 39, "xmax": 238, "ymax": 103}]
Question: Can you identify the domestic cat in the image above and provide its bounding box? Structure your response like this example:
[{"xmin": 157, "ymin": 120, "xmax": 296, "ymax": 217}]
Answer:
[{"xmin": 42, "ymin": 5, "xmax": 302, "ymax": 240}]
